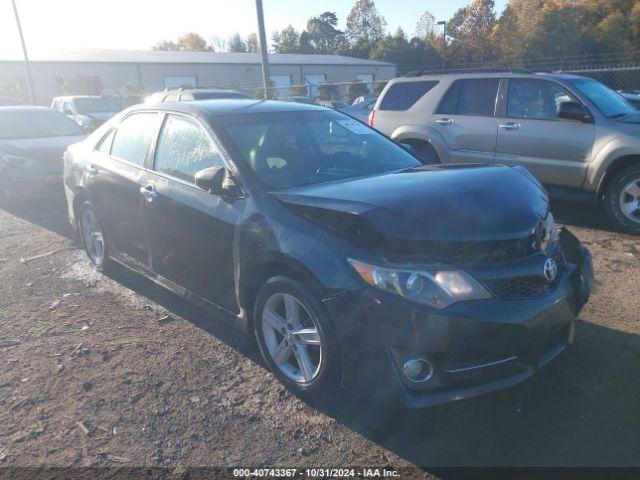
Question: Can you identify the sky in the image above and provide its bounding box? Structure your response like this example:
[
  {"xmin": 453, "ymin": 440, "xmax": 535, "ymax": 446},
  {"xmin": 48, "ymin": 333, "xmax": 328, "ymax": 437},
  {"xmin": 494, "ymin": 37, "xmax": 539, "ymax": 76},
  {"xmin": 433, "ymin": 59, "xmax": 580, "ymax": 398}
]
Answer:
[{"xmin": 0, "ymin": 0, "xmax": 509, "ymax": 59}]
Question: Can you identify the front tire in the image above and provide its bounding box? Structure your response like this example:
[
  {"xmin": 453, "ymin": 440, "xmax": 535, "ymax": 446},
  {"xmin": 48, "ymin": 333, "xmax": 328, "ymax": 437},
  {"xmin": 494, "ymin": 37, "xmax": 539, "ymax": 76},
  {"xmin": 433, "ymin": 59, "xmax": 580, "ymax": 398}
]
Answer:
[
  {"xmin": 78, "ymin": 202, "xmax": 114, "ymax": 271},
  {"xmin": 603, "ymin": 166, "xmax": 640, "ymax": 234},
  {"xmin": 253, "ymin": 276, "xmax": 341, "ymax": 396}
]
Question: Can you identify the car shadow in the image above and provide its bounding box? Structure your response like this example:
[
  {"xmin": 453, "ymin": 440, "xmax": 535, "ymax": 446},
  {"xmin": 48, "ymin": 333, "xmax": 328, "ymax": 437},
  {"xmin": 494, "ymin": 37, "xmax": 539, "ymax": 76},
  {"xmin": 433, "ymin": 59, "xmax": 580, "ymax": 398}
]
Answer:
[
  {"xmin": 550, "ymin": 199, "xmax": 618, "ymax": 233},
  {"xmin": 0, "ymin": 195, "xmax": 76, "ymax": 239},
  {"xmin": 4, "ymin": 197, "xmax": 639, "ymax": 469},
  {"xmin": 103, "ymin": 261, "xmax": 640, "ymax": 468}
]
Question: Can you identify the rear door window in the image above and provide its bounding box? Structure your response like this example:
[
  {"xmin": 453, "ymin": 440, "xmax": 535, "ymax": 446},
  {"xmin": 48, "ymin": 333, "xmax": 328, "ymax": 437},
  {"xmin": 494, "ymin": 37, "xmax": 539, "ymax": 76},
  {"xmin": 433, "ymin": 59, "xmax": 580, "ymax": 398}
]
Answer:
[
  {"xmin": 437, "ymin": 79, "xmax": 500, "ymax": 116},
  {"xmin": 110, "ymin": 113, "xmax": 157, "ymax": 166},
  {"xmin": 154, "ymin": 114, "xmax": 224, "ymax": 184},
  {"xmin": 379, "ymin": 81, "xmax": 438, "ymax": 111}
]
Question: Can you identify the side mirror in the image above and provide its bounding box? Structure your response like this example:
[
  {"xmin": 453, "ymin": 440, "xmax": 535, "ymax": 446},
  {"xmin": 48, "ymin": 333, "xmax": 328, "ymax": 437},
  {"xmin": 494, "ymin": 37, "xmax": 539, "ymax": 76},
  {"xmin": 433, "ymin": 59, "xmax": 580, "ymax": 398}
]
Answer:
[
  {"xmin": 195, "ymin": 166, "xmax": 243, "ymax": 199},
  {"xmin": 558, "ymin": 101, "xmax": 592, "ymax": 123}
]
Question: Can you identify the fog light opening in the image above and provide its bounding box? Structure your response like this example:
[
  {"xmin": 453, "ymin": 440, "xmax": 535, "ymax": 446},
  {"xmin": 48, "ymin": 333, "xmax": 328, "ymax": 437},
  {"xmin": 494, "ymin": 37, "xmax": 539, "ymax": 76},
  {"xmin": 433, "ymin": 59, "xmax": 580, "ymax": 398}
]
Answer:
[{"xmin": 402, "ymin": 358, "xmax": 434, "ymax": 383}]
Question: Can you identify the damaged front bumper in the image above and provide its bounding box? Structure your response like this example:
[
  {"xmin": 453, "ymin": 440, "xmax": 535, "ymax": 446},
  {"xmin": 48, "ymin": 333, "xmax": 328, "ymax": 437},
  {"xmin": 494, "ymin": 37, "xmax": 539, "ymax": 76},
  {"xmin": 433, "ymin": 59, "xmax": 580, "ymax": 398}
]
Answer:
[{"xmin": 323, "ymin": 228, "xmax": 594, "ymax": 409}]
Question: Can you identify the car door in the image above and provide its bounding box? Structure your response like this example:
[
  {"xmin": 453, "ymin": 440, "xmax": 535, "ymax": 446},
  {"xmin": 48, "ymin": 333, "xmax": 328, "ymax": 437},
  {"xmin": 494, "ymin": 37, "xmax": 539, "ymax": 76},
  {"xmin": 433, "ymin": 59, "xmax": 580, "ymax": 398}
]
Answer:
[
  {"xmin": 87, "ymin": 112, "xmax": 159, "ymax": 268},
  {"xmin": 430, "ymin": 78, "xmax": 501, "ymax": 163},
  {"xmin": 141, "ymin": 113, "xmax": 245, "ymax": 313},
  {"xmin": 495, "ymin": 78, "xmax": 595, "ymax": 188}
]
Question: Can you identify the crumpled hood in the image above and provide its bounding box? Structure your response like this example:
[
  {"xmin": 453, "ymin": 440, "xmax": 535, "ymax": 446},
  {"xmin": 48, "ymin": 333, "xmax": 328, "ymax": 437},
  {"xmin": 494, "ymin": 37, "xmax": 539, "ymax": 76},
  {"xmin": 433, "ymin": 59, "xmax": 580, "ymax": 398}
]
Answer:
[
  {"xmin": 275, "ymin": 164, "xmax": 549, "ymax": 245},
  {"xmin": 0, "ymin": 135, "xmax": 86, "ymax": 164}
]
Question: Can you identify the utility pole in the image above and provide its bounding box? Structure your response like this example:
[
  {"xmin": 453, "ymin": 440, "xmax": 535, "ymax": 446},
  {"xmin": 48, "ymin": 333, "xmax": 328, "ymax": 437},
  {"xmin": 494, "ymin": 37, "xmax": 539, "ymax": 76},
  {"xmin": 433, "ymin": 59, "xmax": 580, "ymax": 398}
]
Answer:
[
  {"xmin": 437, "ymin": 20, "xmax": 447, "ymax": 71},
  {"xmin": 11, "ymin": 0, "xmax": 36, "ymax": 104},
  {"xmin": 255, "ymin": 0, "xmax": 271, "ymax": 98}
]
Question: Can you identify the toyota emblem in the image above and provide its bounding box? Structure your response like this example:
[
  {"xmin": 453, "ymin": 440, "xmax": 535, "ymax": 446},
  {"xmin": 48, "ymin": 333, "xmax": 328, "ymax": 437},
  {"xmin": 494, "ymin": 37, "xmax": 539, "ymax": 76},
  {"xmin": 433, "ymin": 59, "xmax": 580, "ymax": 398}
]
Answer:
[{"xmin": 543, "ymin": 258, "xmax": 558, "ymax": 283}]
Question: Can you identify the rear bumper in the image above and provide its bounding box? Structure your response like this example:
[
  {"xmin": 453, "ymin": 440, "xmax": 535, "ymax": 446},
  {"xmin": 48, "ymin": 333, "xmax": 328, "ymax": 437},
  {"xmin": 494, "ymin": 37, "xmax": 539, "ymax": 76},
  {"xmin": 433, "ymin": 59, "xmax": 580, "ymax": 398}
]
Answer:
[{"xmin": 323, "ymin": 230, "xmax": 593, "ymax": 409}]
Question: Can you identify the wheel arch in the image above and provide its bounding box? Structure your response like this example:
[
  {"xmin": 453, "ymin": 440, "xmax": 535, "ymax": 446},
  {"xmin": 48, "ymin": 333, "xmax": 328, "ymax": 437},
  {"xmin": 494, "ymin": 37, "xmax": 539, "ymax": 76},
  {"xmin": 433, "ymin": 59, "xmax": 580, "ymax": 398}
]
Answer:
[
  {"xmin": 595, "ymin": 154, "xmax": 640, "ymax": 202},
  {"xmin": 239, "ymin": 254, "xmax": 328, "ymax": 328},
  {"xmin": 390, "ymin": 125, "xmax": 447, "ymax": 161},
  {"xmin": 71, "ymin": 187, "xmax": 90, "ymax": 230}
]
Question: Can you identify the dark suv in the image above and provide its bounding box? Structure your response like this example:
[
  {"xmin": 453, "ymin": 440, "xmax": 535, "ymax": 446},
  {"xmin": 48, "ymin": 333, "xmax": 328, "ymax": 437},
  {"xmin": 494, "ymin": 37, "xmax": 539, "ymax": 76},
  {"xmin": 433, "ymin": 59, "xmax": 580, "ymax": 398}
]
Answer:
[{"xmin": 63, "ymin": 99, "xmax": 593, "ymax": 408}]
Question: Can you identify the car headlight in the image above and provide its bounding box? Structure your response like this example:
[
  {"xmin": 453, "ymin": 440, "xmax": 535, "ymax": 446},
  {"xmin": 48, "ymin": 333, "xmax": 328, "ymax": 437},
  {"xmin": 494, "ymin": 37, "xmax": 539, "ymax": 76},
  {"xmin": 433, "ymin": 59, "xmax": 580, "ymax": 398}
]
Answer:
[
  {"xmin": 2, "ymin": 154, "xmax": 39, "ymax": 169},
  {"xmin": 538, "ymin": 212, "xmax": 560, "ymax": 254},
  {"xmin": 348, "ymin": 259, "xmax": 492, "ymax": 308}
]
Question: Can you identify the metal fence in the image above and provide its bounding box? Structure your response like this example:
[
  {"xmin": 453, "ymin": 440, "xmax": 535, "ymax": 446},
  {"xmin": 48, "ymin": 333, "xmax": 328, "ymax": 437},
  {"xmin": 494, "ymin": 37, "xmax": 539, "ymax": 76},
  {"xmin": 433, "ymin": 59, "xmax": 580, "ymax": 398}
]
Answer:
[{"xmin": 7, "ymin": 56, "xmax": 638, "ymax": 110}]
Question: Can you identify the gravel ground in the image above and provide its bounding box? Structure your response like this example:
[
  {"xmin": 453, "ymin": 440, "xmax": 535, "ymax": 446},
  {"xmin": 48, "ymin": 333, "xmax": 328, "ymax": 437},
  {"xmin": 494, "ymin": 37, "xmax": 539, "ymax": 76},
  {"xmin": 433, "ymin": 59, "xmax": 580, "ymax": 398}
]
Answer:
[{"xmin": 1, "ymin": 197, "xmax": 639, "ymax": 475}]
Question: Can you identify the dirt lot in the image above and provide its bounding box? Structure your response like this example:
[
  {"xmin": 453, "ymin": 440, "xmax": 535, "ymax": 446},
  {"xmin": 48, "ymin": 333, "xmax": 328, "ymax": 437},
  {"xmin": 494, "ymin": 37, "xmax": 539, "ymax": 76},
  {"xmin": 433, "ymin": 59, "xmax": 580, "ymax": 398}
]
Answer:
[{"xmin": 1, "ymin": 196, "xmax": 639, "ymax": 474}]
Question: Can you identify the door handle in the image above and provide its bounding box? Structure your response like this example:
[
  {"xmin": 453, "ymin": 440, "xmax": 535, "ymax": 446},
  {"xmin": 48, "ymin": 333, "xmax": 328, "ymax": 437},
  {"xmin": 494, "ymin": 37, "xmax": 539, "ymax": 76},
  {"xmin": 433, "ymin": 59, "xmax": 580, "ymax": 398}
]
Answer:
[
  {"xmin": 499, "ymin": 122, "xmax": 521, "ymax": 131},
  {"xmin": 86, "ymin": 166, "xmax": 99, "ymax": 177},
  {"xmin": 139, "ymin": 184, "xmax": 158, "ymax": 203},
  {"xmin": 435, "ymin": 118, "xmax": 454, "ymax": 126}
]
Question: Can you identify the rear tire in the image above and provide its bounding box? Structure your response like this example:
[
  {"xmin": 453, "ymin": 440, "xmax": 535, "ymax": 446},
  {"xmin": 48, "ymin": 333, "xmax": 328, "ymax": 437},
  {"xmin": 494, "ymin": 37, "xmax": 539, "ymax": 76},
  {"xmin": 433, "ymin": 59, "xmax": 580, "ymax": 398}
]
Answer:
[
  {"xmin": 603, "ymin": 166, "xmax": 640, "ymax": 235},
  {"xmin": 253, "ymin": 276, "xmax": 341, "ymax": 397},
  {"xmin": 78, "ymin": 201, "xmax": 114, "ymax": 271}
]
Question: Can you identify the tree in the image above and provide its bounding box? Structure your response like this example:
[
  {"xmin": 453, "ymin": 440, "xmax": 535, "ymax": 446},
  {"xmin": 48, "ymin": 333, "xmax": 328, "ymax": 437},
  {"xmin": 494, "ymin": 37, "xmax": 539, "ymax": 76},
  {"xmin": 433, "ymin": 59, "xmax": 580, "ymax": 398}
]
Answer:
[
  {"xmin": 346, "ymin": 0, "xmax": 387, "ymax": 44},
  {"xmin": 446, "ymin": 6, "xmax": 469, "ymax": 41},
  {"xmin": 370, "ymin": 29, "xmax": 442, "ymax": 72},
  {"xmin": 176, "ymin": 33, "xmax": 213, "ymax": 52},
  {"xmin": 415, "ymin": 11, "xmax": 437, "ymax": 41},
  {"xmin": 228, "ymin": 33, "xmax": 247, "ymax": 52},
  {"xmin": 307, "ymin": 12, "xmax": 345, "ymax": 53},
  {"xmin": 152, "ymin": 39, "xmax": 179, "ymax": 51},
  {"xmin": 272, "ymin": 25, "xmax": 301, "ymax": 53},
  {"xmin": 246, "ymin": 33, "xmax": 260, "ymax": 53},
  {"xmin": 449, "ymin": 0, "xmax": 497, "ymax": 63},
  {"xmin": 298, "ymin": 31, "xmax": 315, "ymax": 54}
]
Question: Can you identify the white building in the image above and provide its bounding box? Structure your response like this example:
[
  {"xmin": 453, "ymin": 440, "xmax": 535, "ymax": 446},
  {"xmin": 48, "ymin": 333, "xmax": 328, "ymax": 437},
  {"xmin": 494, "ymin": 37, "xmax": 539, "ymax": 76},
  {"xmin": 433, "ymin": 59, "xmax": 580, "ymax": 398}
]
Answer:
[{"xmin": 0, "ymin": 49, "xmax": 397, "ymax": 104}]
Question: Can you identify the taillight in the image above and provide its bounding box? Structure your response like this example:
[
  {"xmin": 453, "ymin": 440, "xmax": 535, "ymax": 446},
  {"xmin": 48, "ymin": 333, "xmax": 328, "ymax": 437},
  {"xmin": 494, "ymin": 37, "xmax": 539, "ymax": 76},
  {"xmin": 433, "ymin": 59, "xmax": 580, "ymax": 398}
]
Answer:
[{"xmin": 368, "ymin": 108, "xmax": 376, "ymax": 127}]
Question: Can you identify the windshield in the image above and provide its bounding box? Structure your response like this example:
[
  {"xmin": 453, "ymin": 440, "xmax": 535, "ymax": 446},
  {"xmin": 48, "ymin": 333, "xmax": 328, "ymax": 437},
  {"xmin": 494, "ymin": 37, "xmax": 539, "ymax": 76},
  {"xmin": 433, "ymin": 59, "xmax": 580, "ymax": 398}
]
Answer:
[
  {"xmin": 0, "ymin": 109, "xmax": 84, "ymax": 140},
  {"xmin": 568, "ymin": 77, "xmax": 636, "ymax": 118},
  {"xmin": 213, "ymin": 110, "xmax": 421, "ymax": 190},
  {"xmin": 74, "ymin": 97, "xmax": 120, "ymax": 114}
]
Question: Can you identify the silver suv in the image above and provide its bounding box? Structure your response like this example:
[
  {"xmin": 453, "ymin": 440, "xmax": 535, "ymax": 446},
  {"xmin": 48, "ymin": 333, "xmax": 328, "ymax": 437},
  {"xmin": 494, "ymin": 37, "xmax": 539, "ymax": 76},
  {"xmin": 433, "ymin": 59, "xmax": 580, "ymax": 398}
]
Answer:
[{"xmin": 371, "ymin": 69, "xmax": 640, "ymax": 234}]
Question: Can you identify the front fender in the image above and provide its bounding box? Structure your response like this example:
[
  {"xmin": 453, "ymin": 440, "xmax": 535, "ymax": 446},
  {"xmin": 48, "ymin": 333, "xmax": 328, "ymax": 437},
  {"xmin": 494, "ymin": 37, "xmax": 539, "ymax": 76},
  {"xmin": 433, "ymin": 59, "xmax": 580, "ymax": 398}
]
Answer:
[{"xmin": 586, "ymin": 137, "xmax": 640, "ymax": 192}]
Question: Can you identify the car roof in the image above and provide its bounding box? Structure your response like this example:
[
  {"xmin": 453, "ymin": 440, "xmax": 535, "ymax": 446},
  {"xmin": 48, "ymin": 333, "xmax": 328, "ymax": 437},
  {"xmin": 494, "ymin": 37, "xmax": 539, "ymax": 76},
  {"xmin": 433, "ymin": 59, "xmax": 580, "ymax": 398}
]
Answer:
[
  {"xmin": 393, "ymin": 70, "xmax": 586, "ymax": 84},
  {"xmin": 140, "ymin": 99, "xmax": 329, "ymax": 117}
]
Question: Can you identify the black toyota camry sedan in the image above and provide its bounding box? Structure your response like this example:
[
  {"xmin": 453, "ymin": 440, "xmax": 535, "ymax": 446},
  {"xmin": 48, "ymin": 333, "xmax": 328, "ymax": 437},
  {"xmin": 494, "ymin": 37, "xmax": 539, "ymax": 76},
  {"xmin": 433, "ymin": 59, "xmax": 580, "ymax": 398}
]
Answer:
[{"xmin": 63, "ymin": 99, "xmax": 594, "ymax": 408}]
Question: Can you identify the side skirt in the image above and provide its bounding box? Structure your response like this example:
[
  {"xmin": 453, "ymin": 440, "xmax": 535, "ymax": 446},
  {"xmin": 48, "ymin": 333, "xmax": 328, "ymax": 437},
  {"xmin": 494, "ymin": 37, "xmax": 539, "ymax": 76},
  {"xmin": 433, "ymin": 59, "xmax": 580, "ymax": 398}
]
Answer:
[{"xmin": 109, "ymin": 255, "xmax": 248, "ymax": 333}]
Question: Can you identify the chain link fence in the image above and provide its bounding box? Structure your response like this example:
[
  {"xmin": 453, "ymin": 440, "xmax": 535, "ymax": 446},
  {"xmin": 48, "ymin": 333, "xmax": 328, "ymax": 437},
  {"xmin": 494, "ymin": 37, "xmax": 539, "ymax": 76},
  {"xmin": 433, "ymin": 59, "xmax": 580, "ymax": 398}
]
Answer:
[{"xmin": 30, "ymin": 55, "xmax": 640, "ymax": 110}]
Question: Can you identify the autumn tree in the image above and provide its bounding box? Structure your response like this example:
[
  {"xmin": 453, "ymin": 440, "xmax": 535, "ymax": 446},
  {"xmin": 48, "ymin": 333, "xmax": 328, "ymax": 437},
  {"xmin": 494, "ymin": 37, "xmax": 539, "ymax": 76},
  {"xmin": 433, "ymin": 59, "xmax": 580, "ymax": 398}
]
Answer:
[
  {"xmin": 447, "ymin": 0, "xmax": 497, "ymax": 63},
  {"xmin": 176, "ymin": 33, "xmax": 213, "ymax": 52},
  {"xmin": 346, "ymin": 0, "xmax": 387, "ymax": 44}
]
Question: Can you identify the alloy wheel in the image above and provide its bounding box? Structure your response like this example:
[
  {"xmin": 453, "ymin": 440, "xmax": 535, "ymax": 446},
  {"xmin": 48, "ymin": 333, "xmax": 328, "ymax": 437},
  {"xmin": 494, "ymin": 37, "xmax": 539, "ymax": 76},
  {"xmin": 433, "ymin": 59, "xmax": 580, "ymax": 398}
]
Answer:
[
  {"xmin": 81, "ymin": 208, "xmax": 105, "ymax": 264},
  {"xmin": 261, "ymin": 292, "xmax": 322, "ymax": 384},
  {"xmin": 619, "ymin": 177, "xmax": 640, "ymax": 224}
]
